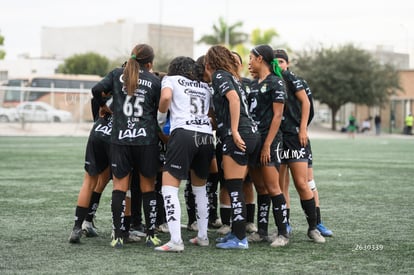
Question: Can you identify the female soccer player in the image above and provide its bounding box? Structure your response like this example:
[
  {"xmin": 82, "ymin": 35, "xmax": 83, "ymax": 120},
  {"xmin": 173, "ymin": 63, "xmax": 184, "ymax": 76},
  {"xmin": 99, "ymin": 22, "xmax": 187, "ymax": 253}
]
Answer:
[
  {"xmin": 92, "ymin": 44, "xmax": 161, "ymax": 248},
  {"xmin": 274, "ymin": 49, "xmax": 325, "ymax": 243},
  {"xmin": 216, "ymin": 52, "xmax": 258, "ymax": 235},
  {"xmin": 205, "ymin": 45, "xmax": 260, "ymax": 249},
  {"xmin": 246, "ymin": 45, "xmax": 289, "ymax": 247},
  {"xmin": 155, "ymin": 56, "xmax": 214, "ymax": 252},
  {"xmin": 68, "ymin": 101, "xmax": 112, "ymax": 244}
]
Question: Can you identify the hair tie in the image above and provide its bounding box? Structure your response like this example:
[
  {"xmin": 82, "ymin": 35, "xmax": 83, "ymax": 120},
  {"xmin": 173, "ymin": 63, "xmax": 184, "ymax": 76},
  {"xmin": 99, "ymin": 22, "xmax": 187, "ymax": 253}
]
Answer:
[
  {"xmin": 130, "ymin": 54, "xmax": 137, "ymax": 59},
  {"xmin": 270, "ymin": 59, "xmax": 283, "ymax": 78},
  {"xmin": 252, "ymin": 48, "xmax": 260, "ymax": 57}
]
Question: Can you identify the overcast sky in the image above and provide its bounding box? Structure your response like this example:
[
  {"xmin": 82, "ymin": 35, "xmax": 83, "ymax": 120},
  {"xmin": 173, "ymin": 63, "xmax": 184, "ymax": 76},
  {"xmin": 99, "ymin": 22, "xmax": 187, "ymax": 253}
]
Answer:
[{"xmin": 1, "ymin": 0, "xmax": 413, "ymax": 65}]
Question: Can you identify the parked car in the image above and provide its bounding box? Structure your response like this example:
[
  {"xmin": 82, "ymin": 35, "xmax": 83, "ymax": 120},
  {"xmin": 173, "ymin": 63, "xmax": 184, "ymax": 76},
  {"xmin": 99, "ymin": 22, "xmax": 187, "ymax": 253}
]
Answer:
[
  {"xmin": 0, "ymin": 107, "xmax": 19, "ymax": 122},
  {"xmin": 15, "ymin": 102, "xmax": 73, "ymax": 122}
]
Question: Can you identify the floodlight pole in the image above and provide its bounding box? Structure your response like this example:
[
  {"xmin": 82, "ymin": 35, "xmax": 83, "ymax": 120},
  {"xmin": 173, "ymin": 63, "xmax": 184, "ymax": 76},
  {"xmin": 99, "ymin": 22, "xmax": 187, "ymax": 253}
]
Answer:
[{"xmin": 225, "ymin": 0, "xmax": 229, "ymax": 46}]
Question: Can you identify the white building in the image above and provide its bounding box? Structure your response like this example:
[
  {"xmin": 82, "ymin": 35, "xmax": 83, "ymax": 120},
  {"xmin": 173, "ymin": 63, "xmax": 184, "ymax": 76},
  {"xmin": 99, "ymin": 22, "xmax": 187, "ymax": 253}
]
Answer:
[
  {"xmin": 41, "ymin": 19, "xmax": 194, "ymax": 60},
  {"xmin": 0, "ymin": 58, "xmax": 62, "ymax": 81},
  {"xmin": 0, "ymin": 20, "xmax": 194, "ymax": 81},
  {"xmin": 371, "ymin": 45, "xmax": 410, "ymax": 70}
]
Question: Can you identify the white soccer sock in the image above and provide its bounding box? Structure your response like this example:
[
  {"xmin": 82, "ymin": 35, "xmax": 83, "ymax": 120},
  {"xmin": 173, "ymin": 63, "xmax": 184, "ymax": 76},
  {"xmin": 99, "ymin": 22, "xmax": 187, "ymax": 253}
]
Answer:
[
  {"xmin": 192, "ymin": 185, "xmax": 209, "ymax": 240},
  {"xmin": 162, "ymin": 185, "xmax": 182, "ymax": 244}
]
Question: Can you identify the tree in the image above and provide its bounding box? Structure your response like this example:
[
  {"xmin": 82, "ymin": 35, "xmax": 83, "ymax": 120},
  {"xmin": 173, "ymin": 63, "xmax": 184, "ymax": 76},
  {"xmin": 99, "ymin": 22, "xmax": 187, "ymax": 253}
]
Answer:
[
  {"xmin": 250, "ymin": 28, "xmax": 279, "ymax": 46},
  {"xmin": 243, "ymin": 28, "xmax": 290, "ymax": 75},
  {"xmin": 0, "ymin": 33, "xmax": 5, "ymax": 59},
  {"xmin": 229, "ymin": 28, "xmax": 285, "ymax": 77},
  {"xmin": 57, "ymin": 52, "xmax": 110, "ymax": 76},
  {"xmin": 249, "ymin": 28, "xmax": 291, "ymax": 54},
  {"xmin": 295, "ymin": 44, "xmax": 401, "ymax": 130},
  {"xmin": 197, "ymin": 17, "xmax": 248, "ymax": 48}
]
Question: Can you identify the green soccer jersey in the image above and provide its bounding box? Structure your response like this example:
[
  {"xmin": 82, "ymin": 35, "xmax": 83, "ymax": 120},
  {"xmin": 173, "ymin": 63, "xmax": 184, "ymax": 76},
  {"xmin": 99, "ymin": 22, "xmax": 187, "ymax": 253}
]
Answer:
[
  {"xmin": 211, "ymin": 70, "xmax": 257, "ymax": 139},
  {"xmin": 248, "ymin": 74, "xmax": 286, "ymax": 137},
  {"xmin": 93, "ymin": 68, "xmax": 161, "ymax": 145}
]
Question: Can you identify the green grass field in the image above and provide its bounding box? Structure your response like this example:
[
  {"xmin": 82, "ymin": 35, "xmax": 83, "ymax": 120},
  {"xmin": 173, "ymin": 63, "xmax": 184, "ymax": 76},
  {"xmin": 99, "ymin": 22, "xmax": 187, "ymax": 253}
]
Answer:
[{"xmin": 0, "ymin": 135, "xmax": 413, "ymax": 274}]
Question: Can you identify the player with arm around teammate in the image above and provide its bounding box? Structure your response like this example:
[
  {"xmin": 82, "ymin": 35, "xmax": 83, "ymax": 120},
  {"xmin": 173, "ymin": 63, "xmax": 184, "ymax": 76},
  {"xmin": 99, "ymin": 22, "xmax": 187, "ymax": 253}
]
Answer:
[
  {"xmin": 274, "ymin": 49, "xmax": 325, "ymax": 244},
  {"xmin": 246, "ymin": 45, "xmax": 289, "ymax": 247},
  {"xmin": 205, "ymin": 45, "xmax": 261, "ymax": 250},
  {"xmin": 155, "ymin": 56, "xmax": 214, "ymax": 252},
  {"xmin": 68, "ymin": 99, "xmax": 112, "ymax": 244},
  {"xmin": 92, "ymin": 44, "xmax": 161, "ymax": 248}
]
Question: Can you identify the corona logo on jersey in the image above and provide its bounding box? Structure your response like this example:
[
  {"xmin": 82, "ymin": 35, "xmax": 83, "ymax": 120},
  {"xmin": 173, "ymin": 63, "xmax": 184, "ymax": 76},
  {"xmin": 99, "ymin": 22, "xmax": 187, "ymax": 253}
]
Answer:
[
  {"xmin": 178, "ymin": 78, "xmax": 208, "ymax": 89},
  {"xmin": 119, "ymin": 74, "xmax": 153, "ymax": 88}
]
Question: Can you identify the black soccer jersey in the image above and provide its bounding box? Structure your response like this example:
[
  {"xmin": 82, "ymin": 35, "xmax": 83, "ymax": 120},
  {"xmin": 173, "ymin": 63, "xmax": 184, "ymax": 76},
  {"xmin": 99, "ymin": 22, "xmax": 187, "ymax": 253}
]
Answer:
[
  {"xmin": 248, "ymin": 74, "xmax": 286, "ymax": 136},
  {"xmin": 211, "ymin": 70, "xmax": 257, "ymax": 139},
  {"xmin": 281, "ymin": 69, "xmax": 306, "ymax": 135},
  {"xmin": 241, "ymin": 77, "xmax": 252, "ymax": 96},
  {"xmin": 90, "ymin": 115, "xmax": 112, "ymax": 144},
  {"xmin": 92, "ymin": 68, "xmax": 161, "ymax": 145},
  {"xmin": 298, "ymin": 77, "xmax": 314, "ymax": 125}
]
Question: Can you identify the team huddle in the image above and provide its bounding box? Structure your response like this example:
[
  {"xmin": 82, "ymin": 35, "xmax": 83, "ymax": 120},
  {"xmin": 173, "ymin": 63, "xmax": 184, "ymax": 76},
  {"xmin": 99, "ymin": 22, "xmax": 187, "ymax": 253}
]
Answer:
[{"xmin": 68, "ymin": 43, "xmax": 333, "ymax": 252}]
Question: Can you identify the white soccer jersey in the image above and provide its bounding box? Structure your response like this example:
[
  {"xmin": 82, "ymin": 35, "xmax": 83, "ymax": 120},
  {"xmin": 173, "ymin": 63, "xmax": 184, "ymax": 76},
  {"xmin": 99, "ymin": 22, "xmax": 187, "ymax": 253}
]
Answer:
[{"xmin": 162, "ymin": 75, "xmax": 213, "ymax": 134}]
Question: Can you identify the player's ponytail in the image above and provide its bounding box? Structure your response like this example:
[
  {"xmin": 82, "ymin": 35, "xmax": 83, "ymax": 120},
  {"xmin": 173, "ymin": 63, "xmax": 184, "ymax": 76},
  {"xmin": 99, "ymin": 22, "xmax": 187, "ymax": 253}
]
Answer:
[
  {"xmin": 123, "ymin": 44, "xmax": 154, "ymax": 96},
  {"xmin": 123, "ymin": 51, "xmax": 140, "ymax": 97},
  {"xmin": 252, "ymin": 45, "xmax": 283, "ymax": 78},
  {"xmin": 270, "ymin": 59, "xmax": 283, "ymax": 78}
]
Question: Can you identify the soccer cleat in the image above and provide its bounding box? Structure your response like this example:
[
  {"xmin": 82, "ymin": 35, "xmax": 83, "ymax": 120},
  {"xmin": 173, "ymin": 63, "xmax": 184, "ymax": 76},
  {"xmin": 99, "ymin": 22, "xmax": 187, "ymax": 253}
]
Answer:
[
  {"xmin": 187, "ymin": 221, "xmax": 198, "ymax": 231},
  {"xmin": 267, "ymin": 230, "xmax": 277, "ymax": 243},
  {"xmin": 146, "ymin": 235, "xmax": 162, "ymax": 247},
  {"xmin": 216, "ymin": 224, "xmax": 231, "ymax": 235},
  {"xmin": 156, "ymin": 223, "xmax": 169, "ymax": 233},
  {"xmin": 247, "ymin": 232, "xmax": 267, "ymax": 242},
  {"xmin": 246, "ymin": 222, "xmax": 258, "ymax": 233},
  {"xmin": 68, "ymin": 228, "xmax": 82, "ymax": 244},
  {"xmin": 110, "ymin": 237, "xmax": 124, "ymax": 248},
  {"xmin": 130, "ymin": 224, "xmax": 146, "ymax": 237},
  {"xmin": 189, "ymin": 236, "xmax": 209, "ymax": 247},
  {"xmin": 316, "ymin": 223, "xmax": 333, "ymax": 237},
  {"xmin": 216, "ymin": 236, "xmax": 249, "ymax": 249},
  {"xmin": 155, "ymin": 241, "xmax": 184, "ymax": 252},
  {"xmin": 131, "ymin": 223, "xmax": 146, "ymax": 231},
  {"xmin": 129, "ymin": 228, "xmax": 146, "ymax": 237},
  {"xmin": 82, "ymin": 221, "xmax": 98, "ymax": 237},
  {"xmin": 308, "ymin": 229, "xmax": 326, "ymax": 243},
  {"xmin": 286, "ymin": 223, "xmax": 293, "ymax": 237},
  {"xmin": 270, "ymin": 235, "xmax": 289, "ymax": 247},
  {"xmin": 124, "ymin": 231, "xmax": 141, "ymax": 243},
  {"xmin": 215, "ymin": 232, "xmax": 235, "ymax": 243},
  {"xmin": 209, "ymin": 218, "xmax": 223, "ymax": 228}
]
